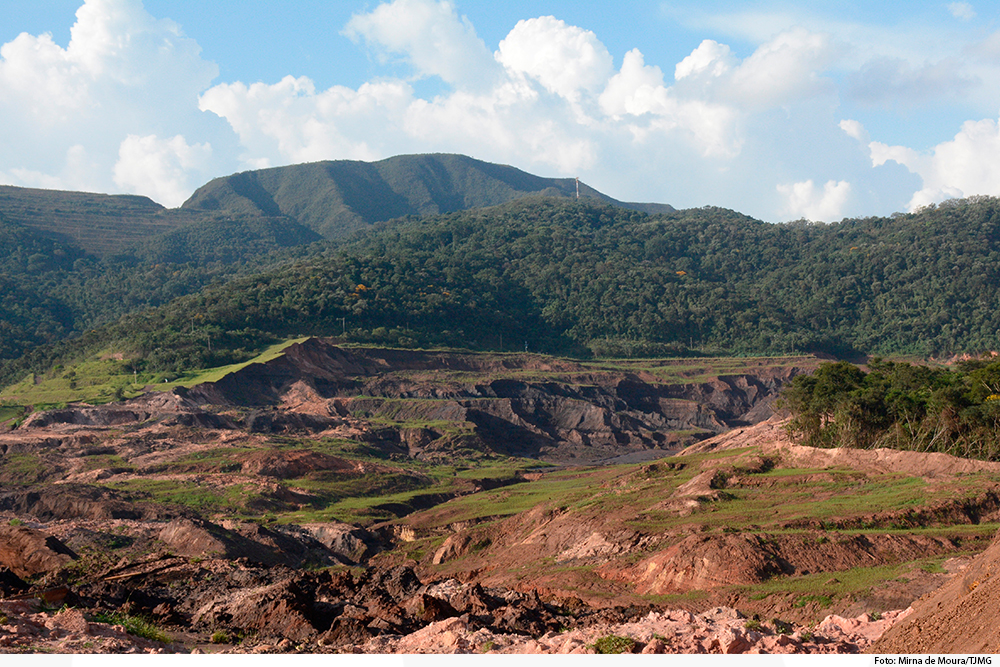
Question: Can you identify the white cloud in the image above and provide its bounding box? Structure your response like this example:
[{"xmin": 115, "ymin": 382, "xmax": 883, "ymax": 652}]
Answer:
[
  {"xmin": 496, "ymin": 16, "xmax": 614, "ymax": 104},
  {"xmin": 948, "ymin": 2, "xmax": 976, "ymax": 20},
  {"xmin": 839, "ymin": 119, "xmax": 869, "ymax": 143},
  {"xmin": 777, "ymin": 179, "xmax": 852, "ymax": 221},
  {"xmin": 113, "ymin": 134, "xmax": 212, "ymax": 207},
  {"xmin": 4, "ymin": 0, "xmax": 996, "ymax": 222},
  {"xmin": 869, "ymin": 114, "xmax": 1000, "ymax": 210},
  {"xmin": 198, "ymin": 76, "xmax": 407, "ymax": 166},
  {"xmin": 726, "ymin": 29, "xmax": 839, "ymax": 108},
  {"xmin": 0, "ymin": 0, "xmax": 220, "ymax": 204},
  {"xmin": 343, "ymin": 0, "xmax": 496, "ymax": 88},
  {"xmin": 675, "ymin": 40, "xmax": 735, "ymax": 81}
]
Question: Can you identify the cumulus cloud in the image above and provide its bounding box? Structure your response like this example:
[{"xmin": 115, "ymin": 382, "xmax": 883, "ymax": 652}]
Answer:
[
  {"xmin": 199, "ymin": 76, "xmax": 409, "ymax": 166},
  {"xmin": 343, "ymin": 0, "xmax": 496, "ymax": 87},
  {"xmin": 777, "ymin": 179, "xmax": 852, "ymax": 221},
  {"xmin": 0, "ymin": 0, "xmax": 219, "ymax": 203},
  {"xmin": 113, "ymin": 134, "xmax": 212, "ymax": 207},
  {"xmin": 669, "ymin": 30, "xmax": 838, "ymax": 110},
  {"xmin": 726, "ymin": 29, "xmax": 839, "ymax": 108},
  {"xmin": 869, "ymin": 115, "xmax": 1000, "ymax": 210},
  {"xmin": 496, "ymin": 16, "xmax": 614, "ymax": 104}
]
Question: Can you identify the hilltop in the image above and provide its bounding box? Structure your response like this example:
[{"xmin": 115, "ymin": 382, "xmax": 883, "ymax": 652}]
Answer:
[{"xmin": 182, "ymin": 153, "xmax": 675, "ymax": 239}]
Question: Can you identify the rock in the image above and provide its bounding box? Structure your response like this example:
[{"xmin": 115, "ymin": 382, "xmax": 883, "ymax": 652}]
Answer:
[
  {"xmin": 318, "ymin": 617, "xmax": 373, "ymax": 647},
  {"xmin": 0, "ymin": 524, "xmax": 77, "ymax": 577},
  {"xmin": 641, "ymin": 638, "xmax": 667, "ymax": 654},
  {"xmin": 158, "ymin": 518, "xmax": 230, "ymax": 559},
  {"xmin": 192, "ymin": 578, "xmax": 319, "ymax": 642},
  {"xmin": 717, "ymin": 627, "xmax": 751, "ymax": 654},
  {"xmin": 432, "ymin": 534, "xmax": 471, "ymax": 565},
  {"xmin": 50, "ymin": 608, "xmax": 90, "ymax": 634},
  {"xmin": 300, "ymin": 522, "xmax": 382, "ymax": 563},
  {"xmin": 403, "ymin": 593, "xmax": 459, "ymax": 623}
]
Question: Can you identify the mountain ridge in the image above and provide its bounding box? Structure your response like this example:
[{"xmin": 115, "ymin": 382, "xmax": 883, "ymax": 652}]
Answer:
[{"xmin": 181, "ymin": 153, "xmax": 675, "ymax": 239}]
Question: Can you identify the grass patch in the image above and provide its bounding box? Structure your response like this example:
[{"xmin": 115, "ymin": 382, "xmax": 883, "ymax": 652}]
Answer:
[
  {"xmin": 0, "ymin": 453, "xmax": 49, "ymax": 485},
  {"xmin": 0, "ymin": 404, "xmax": 25, "ymax": 424},
  {"xmin": 0, "ymin": 337, "xmax": 308, "ymax": 405},
  {"xmin": 589, "ymin": 635, "xmax": 636, "ymax": 654},
  {"xmin": 109, "ymin": 478, "xmax": 258, "ymax": 514},
  {"xmin": 90, "ymin": 611, "xmax": 169, "ymax": 644}
]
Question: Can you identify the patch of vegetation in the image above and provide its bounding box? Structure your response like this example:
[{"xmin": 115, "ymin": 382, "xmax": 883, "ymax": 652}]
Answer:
[
  {"xmin": 0, "ymin": 453, "xmax": 50, "ymax": 485},
  {"xmin": 109, "ymin": 479, "xmax": 259, "ymax": 515},
  {"xmin": 589, "ymin": 634, "xmax": 636, "ymax": 654},
  {"xmin": 90, "ymin": 611, "xmax": 170, "ymax": 644},
  {"xmin": 0, "ymin": 404, "xmax": 24, "ymax": 424},
  {"xmin": 783, "ymin": 358, "xmax": 1000, "ymax": 461},
  {"xmin": 794, "ymin": 594, "xmax": 833, "ymax": 608}
]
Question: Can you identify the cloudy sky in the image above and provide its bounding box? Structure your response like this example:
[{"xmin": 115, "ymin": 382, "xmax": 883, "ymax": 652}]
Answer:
[{"xmin": 1, "ymin": 0, "xmax": 998, "ymax": 221}]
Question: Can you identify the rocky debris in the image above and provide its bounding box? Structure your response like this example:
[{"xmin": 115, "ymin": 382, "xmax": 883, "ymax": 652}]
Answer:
[
  {"xmin": 869, "ymin": 529, "xmax": 1000, "ymax": 654},
  {"xmin": 350, "ymin": 605, "xmax": 909, "ymax": 654},
  {"xmin": 0, "ymin": 524, "xmax": 77, "ymax": 577},
  {"xmin": 178, "ymin": 338, "xmax": 808, "ymax": 463},
  {"xmin": 0, "ymin": 550, "xmax": 918, "ymax": 655},
  {"xmin": 0, "ymin": 599, "xmax": 173, "ymax": 653}
]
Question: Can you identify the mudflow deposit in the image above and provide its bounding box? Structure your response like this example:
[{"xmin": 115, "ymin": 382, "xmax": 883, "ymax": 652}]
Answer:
[{"xmin": 2, "ymin": 338, "xmax": 1000, "ymax": 654}]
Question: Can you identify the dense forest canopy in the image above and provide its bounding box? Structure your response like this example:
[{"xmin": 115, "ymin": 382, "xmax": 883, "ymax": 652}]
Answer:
[{"xmin": 4, "ymin": 180, "xmax": 1000, "ymax": 385}]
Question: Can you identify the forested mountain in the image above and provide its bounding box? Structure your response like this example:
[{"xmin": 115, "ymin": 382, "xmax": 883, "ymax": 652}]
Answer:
[
  {"xmin": 5, "ymin": 193, "xmax": 1000, "ymax": 387},
  {"xmin": 0, "ymin": 154, "xmax": 647, "ymax": 363},
  {"xmin": 182, "ymin": 153, "xmax": 674, "ymax": 239}
]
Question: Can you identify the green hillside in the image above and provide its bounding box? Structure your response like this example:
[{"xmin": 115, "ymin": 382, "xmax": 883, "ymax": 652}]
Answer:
[
  {"xmin": 182, "ymin": 153, "xmax": 674, "ymax": 239},
  {"xmin": 6, "ymin": 194, "xmax": 1000, "ymax": 388}
]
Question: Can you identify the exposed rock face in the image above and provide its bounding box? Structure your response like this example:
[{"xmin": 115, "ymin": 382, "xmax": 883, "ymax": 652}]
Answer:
[
  {"xmin": 0, "ymin": 525, "xmax": 77, "ymax": 577},
  {"xmin": 4, "ymin": 340, "xmax": 808, "ymax": 465},
  {"xmin": 0, "ymin": 486, "xmax": 149, "ymax": 521},
  {"xmin": 178, "ymin": 339, "xmax": 807, "ymax": 462}
]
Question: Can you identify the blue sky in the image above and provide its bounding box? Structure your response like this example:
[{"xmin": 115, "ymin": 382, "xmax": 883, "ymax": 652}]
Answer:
[{"xmin": 1, "ymin": 1, "xmax": 999, "ymax": 221}]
